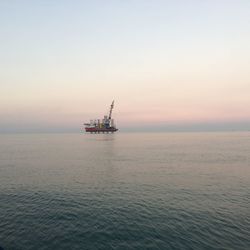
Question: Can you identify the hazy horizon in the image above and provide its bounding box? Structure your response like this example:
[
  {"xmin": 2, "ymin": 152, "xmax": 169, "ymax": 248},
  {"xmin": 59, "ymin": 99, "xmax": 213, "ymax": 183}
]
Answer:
[
  {"xmin": 0, "ymin": 120, "xmax": 250, "ymax": 134},
  {"xmin": 1, "ymin": 1, "xmax": 250, "ymax": 133}
]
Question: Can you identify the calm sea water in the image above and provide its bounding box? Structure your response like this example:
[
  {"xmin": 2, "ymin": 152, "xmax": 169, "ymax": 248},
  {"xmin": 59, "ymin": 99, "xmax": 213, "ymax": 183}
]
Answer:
[{"xmin": 0, "ymin": 132, "xmax": 249, "ymax": 250}]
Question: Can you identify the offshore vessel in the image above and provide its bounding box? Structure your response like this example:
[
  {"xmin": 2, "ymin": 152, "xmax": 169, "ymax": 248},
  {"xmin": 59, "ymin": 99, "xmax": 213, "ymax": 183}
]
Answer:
[{"xmin": 84, "ymin": 101, "xmax": 118, "ymax": 133}]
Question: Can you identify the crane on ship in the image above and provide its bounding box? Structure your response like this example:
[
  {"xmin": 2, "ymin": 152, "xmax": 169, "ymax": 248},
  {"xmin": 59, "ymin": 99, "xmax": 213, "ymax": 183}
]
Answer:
[{"xmin": 108, "ymin": 100, "xmax": 114, "ymax": 120}]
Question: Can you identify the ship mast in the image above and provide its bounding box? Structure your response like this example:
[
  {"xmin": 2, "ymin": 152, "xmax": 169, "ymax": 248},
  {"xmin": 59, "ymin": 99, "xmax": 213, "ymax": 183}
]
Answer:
[{"xmin": 108, "ymin": 100, "xmax": 114, "ymax": 120}]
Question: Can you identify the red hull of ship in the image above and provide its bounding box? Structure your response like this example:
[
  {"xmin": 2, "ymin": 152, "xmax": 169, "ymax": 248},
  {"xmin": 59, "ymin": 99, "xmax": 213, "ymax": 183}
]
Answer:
[{"xmin": 85, "ymin": 127, "xmax": 118, "ymax": 133}]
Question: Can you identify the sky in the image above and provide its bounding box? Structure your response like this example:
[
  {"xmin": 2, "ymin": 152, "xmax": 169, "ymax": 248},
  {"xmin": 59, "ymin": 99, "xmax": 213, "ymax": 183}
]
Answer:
[{"xmin": 0, "ymin": 0, "xmax": 250, "ymax": 132}]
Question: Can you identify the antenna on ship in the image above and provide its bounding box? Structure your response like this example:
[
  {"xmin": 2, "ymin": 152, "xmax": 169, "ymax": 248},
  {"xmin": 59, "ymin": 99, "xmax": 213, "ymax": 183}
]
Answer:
[{"xmin": 108, "ymin": 100, "xmax": 114, "ymax": 120}]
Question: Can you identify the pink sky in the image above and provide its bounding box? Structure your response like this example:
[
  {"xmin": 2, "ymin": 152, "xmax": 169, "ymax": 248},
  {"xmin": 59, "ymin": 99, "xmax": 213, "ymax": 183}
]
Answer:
[{"xmin": 1, "ymin": 1, "xmax": 250, "ymax": 132}]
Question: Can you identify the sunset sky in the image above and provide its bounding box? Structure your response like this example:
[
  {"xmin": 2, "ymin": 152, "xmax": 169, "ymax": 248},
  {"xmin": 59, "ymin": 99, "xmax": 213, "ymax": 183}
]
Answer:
[{"xmin": 1, "ymin": 0, "xmax": 250, "ymax": 132}]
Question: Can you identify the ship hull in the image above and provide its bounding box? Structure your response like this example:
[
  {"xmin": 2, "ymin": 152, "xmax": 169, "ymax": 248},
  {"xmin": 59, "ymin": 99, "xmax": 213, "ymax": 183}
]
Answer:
[{"xmin": 85, "ymin": 127, "xmax": 118, "ymax": 133}]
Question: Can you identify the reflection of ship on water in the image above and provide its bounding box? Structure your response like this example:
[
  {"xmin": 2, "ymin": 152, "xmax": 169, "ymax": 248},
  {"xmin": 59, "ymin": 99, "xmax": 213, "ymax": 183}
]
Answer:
[{"xmin": 84, "ymin": 101, "xmax": 118, "ymax": 133}]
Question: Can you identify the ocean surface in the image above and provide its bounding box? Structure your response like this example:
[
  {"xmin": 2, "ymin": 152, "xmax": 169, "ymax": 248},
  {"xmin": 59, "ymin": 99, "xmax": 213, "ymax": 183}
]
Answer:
[{"xmin": 0, "ymin": 132, "xmax": 249, "ymax": 250}]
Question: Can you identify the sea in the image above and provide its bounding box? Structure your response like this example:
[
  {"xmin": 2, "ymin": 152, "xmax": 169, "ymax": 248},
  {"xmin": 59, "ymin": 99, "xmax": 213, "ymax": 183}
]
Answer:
[{"xmin": 0, "ymin": 132, "xmax": 249, "ymax": 250}]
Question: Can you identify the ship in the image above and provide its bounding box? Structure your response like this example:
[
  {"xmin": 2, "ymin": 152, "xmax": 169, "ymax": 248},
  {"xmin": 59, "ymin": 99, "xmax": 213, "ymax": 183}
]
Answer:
[{"xmin": 84, "ymin": 101, "xmax": 118, "ymax": 133}]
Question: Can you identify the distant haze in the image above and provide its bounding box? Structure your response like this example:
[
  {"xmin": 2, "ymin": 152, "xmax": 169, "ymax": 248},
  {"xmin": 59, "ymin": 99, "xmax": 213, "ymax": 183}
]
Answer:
[{"xmin": 1, "ymin": 1, "xmax": 250, "ymax": 133}]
